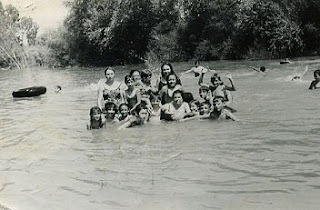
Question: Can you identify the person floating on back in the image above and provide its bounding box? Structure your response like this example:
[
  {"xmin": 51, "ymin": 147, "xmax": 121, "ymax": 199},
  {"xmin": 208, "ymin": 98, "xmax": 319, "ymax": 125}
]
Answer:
[
  {"xmin": 250, "ymin": 66, "xmax": 266, "ymax": 73},
  {"xmin": 181, "ymin": 60, "xmax": 215, "ymax": 77},
  {"xmin": 309, "ymin": 69, "xmax": 320, "ymax": 90}
]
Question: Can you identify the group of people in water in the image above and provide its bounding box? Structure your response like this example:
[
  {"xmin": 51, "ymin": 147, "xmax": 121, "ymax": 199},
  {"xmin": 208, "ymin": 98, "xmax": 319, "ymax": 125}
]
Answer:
[
  {"xmin": 87, "ymin": 60, "xmax": 320, "ymax": 130},
  {"xmin": 88, "ymin": 61, "xmax": 239, "ymax": 130}
]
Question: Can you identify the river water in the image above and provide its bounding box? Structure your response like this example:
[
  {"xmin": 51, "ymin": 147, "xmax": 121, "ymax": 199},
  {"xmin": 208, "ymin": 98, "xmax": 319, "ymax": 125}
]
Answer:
[{"xmin": 0, "ymin": 58, "xmax": 320, "ymax": 210}]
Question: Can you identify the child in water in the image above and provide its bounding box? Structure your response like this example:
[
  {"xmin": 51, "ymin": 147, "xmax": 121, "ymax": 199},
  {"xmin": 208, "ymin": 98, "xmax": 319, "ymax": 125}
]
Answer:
[
  {"xmin": 308, "ymin": 69, "xmax": 320, "ymax": 89},
  {"xmin": 160, "ymin": 90, "xmax": 191, "ymax": 121},
  {"xmin": 198, "ymin": 85, "xmax": 212, "ymax": 103},
  {"xmin": 103, "ymin": 102, "xmax": 118, "ymax": 123},
  {"xmin": 121, "ymin": 75, "xmax": 141, "ymax": 113},
  {"xmin": 53, "ymin": 85, "xmax": 62, "ymax": 93},
  {"xmin": 87, "ymin": 106, "xmax": 105, "ymax": 129},
  {"xmin": 210, "ymin": 96, "xmax": 239, "ymax": 121},
  {"xmin": 189, "ymin": 99, "xmax": 201, "ymax": 116},
  {"xmin": 118, "ymin": 103, "xmax": 150, "ymax": 130},
  {"xmin": 117, "ymin": 103, "xmax": 131, "ymax": 122}
]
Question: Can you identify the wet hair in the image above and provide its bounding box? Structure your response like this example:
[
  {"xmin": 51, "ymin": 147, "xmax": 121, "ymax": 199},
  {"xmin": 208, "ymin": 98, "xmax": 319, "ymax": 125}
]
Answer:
[
  {"xmin": 213, "ymin": 96, "xmax": 225, "ymax": 102},
  {"xmin": 129, "ymin": 69, "xmax": 141, "ymax": 78},
  {"xmin": 161, "ymin": 63, "xmax": 173, "ymax": 75},
  {"xmin": 90, "ymin": 106, "xmax": 102, "ymax": 119},
  {"xmin": 89, "ymin": 106, "xmax": 103, "ymax": 129},
  {"xmin": 104, "ymin": 67, "xmax": 115, "ymax": 75},
  {"xmin": 195, "ymin": 60, "xmax": 200, "ymax": 65},
  {"xmin": 166, "ymin": 73, "xmax": 178, "ymax": 85},
  {"xmin": 210, "ymin": 74, "xmax": 223, "ymax": 85},
  {"xmin": 135, "ymin": 103, "xmax": 150, "ymax": 121},
  {"xmin": 199, "ymin": 85, "xmax": 210, "ymax": 92},
  {"xmin": 119, "ymin": 103, "xmax": 129, "ymax": 111},
  {"xmin": 189, "ymin": 99, "xmax": 200, "ymax": 108},
  {"xmin": 260, "ymin": 66, "xmax": 266, "ymax": 72},
  {"xmin": 124, "ymin": 75, "xmax": 133, "ymax": 84},
  {"xmin": 172, "ymin": 89, "xmax": 183, "ymax": 97},
  {"xmin": 314, "ymin": 69, "xmax": 320, "ymax": 77},
  {"xmin": 105, "ymin": 102, "xmax": 118, "ymax": 113},
  {"xmin": 141, "ymin": 69, "xmax": 152, "ymax": 79},
  {"xmin": 200, "ymin": 101, "xmax": 211, "ymax": 108}
]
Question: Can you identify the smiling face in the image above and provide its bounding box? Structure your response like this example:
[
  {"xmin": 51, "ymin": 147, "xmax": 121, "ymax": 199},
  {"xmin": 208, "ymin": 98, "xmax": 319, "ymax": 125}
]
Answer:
[
  {"xmin": 131, "ymin": 71, "xmax": 141, "ymax": 82},
  {"xmin": 92, "ymin": 112, "xmax": 101, "ymax": 121},
  {"xmin": 211, "ymin": 76, "xmax": 222, "ymax": 87},
  {"xmin": 173, "ymin": 92, "xmax": 183, "ymax": 105},
  {"xmin": 138, "ymin": 109, "xmax": 149, "ymax": 121},
  {"xmin": 200, "ymin": 103, "xmax": 210, "ymax": 115},
  {"xmin": 167, "ymin": 74, "xmax": 177, "ymax": 88},
  {"xmin": 119, "ymin": 105, "xmax": 129, "ymax": 117},
  {"xmin": 162, "ymin": 64, "xmax": 172, "ymax": 77},
  {"xmin": 125, "ymin": 77, "xmax": 134, "ymax": 88},
  {"xmin": 199, "ymin": 89, "xmax": 210, "ymax": 99},
  {"xmin": 190, "ymin": 102, "xmax": 199, "ymax": 113},
  {"xmin": 213, "ymin": 98, "xmax": 224, "ymax": 110}
]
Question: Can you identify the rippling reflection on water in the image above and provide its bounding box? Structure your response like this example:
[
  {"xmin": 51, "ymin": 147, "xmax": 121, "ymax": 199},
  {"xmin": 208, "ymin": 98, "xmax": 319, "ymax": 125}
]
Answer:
[{"xmin": 0, "ymin": 59, "xmax": 320, "ymax": 210}]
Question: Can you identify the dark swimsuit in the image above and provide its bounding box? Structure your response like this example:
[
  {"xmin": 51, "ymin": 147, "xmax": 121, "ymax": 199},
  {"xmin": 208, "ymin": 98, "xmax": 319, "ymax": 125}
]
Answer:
[
  {"xmin": 90, "ymin": 119, "xmax": 103, "ymax": 129},
  {"xmin": 103, "ymin": 83, "xmax": 122, "ymax": 105}
]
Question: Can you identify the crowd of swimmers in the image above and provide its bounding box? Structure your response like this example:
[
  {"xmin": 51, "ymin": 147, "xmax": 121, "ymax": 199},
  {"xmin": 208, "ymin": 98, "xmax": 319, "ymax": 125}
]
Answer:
[
  {"xmin": 87, "ymin": 61, "xmax": 240, "ymax": 130},
  {"xmin": 87, "ymin": 60, "xmax": 320, "ymax": 130}
]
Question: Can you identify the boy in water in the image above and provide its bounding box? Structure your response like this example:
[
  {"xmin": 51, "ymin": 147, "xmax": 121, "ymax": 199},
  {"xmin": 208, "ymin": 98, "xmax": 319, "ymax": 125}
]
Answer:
[
  {"xmin": 210, "ymin": 96, "xmax": 239, "ymax": 121},
  {"xmin": 309, "ymin": 69, "xmax": 320, "ymax": 89}
]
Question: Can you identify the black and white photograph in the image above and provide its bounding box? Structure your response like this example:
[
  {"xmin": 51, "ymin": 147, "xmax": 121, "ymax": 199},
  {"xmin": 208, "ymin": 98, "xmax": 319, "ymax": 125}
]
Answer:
[{"xmin": 1, "ymin": 0, "xmax": 320, "ymax": 209}]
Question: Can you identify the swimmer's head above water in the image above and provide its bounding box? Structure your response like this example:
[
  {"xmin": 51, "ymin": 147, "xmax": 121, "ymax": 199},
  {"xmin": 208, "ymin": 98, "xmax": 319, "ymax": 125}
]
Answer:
[{"xmin": 53, "ymin": 85, "xmax": 61, "ymax": 93}]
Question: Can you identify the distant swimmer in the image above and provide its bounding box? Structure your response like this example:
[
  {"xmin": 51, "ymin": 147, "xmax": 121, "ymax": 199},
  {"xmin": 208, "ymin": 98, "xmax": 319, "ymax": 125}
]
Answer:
[
  {"xmin": 181, "ymin": 60, "xmax": 216, "ymax": 77},
  {"xmin": 250, "ymin": 66, "xmax": 266, "ymax": 73},
  {"xmin": 53, "ymin": 85, "xmax": 61, "ymax": 93},
  {"xmin": 308, "ymin": 69, "xmax": 320, "ymax": 89}
]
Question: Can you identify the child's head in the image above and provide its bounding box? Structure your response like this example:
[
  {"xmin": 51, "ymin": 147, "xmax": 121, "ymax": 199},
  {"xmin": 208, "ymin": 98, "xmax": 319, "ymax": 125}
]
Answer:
[
  {"xmin": 104, "ymin": 102, "xmax": 118, "ymax": 119},
  {"xmin": 167, "ymin": 73, "xmax": 178, "ymax": 88},
  {"xmin": 210, "ymin": 74, "xmax": 223, "ymax": 87},
  {"xmin": 189, "ymin": 99, "xmax": 200, "ymax": 113},
  {"xmin": 141, "ymin": 69, "xmax": 152, "ymax": 82},
  {"xmin": 53, "ymin": 85, "xmax": 61, "ymax": 93},
  {"xmin": 129, "ymin": 69, "xmax": 141, "ymax": 82},
  {"xmin": 90, "ymin": 106, "xmax": 102, "ymax": 121},
  {"xmin": 314, "ymin": 69, "xmax": 320, "ymax": 81},
  {"xmin": 199, "ymin": 85, "xmax": 210, "ymax": 99},
  {"xmin": 124, "ymin": 75, "xmax": 134, "ymax": 87},
  {"xmin": 172, "ymin": 90, "xmax": 183, "ymax": 105},
  {"xmin": 200, "ymin": 101, "xmax": 211, "ymax": 115},
  {"xmin": 260, "ymin": 66, "xmax": 266, "ymax": 72},
  {"xmin": 119, "ymin": 103, "xmax": 129, "ymax": 118},
  {"xmin": 213, "ymin": 96, "xmax": 225, "ymax": 110},
  {"xmin": 161, "ymin": 63, "xmax": 173, "ymax": 78},
  {"xmin": 135, "ymin": 103, "xmax": 150, "ymax": 122}
]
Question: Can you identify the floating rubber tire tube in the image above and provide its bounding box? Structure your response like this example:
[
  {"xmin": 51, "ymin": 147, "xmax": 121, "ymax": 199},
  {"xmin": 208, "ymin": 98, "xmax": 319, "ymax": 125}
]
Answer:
[{"xmin": 12, "ymin": 86, "xmax": 47, "ymax": 98}]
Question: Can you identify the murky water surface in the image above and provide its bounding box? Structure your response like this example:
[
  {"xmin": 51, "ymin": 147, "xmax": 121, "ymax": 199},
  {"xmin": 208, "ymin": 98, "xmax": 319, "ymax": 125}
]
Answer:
[{"xmin": 0, "ymin": 58, "xmax": 320, "ymax": 210}]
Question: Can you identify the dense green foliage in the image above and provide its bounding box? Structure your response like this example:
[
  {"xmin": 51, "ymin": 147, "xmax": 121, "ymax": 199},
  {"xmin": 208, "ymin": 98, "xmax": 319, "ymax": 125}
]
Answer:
[
  {"xmin": 0, "ymin": 2, "xmax": 39, "ymax": 69},
  {"xmin": 1, "ymin": 0, "xmax": 320, "ymax": 68}
]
